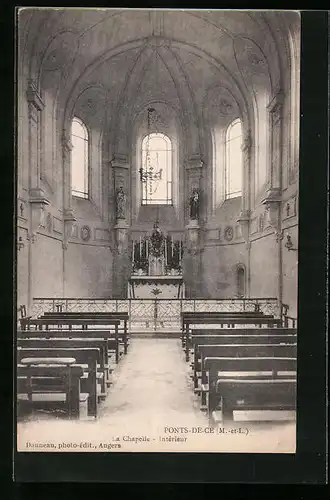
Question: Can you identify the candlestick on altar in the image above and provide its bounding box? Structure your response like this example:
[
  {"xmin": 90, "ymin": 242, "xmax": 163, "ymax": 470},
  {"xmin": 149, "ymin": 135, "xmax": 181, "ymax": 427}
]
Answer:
[
  {"xmin": 171, "ymin": 236, "xmax": 174, "ymax": 258},
  {"xmin": 139, "ymin": 236, "xmax": 142, "ymax": 259},
  {"xmin": 132, "ymin": 240, "xmax": 135, "ymax": 265},
  {"xmin": 146, "ymin": 238, "xmax": 148, "ymax": 258}
]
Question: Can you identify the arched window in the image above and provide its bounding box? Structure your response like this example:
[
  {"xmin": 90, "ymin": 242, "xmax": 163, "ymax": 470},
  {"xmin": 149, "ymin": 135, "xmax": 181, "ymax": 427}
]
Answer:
[
  {"xmin": 225, "ymin": 119, "xmax": 243, "ymax": 199},
  {"xmin": 236, "ymin": 264, "xmax": 246, "ymax": 298},
  {"xmin": 71, "ymin": 117, "xmax": 89, "ymax": 199},
  {"xmin": 140, "ymin": 133, "xmax": 172, "ymax": 205}
]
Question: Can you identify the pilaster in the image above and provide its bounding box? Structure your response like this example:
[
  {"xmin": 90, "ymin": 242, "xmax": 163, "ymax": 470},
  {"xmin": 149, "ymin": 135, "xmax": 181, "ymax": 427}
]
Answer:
[
  {"xmin": 267, "ymin": 88, "xmax": 285, "ymax": 189},
  {"xmin": 26, "ymin": 80, "xmax": 45, "ymax": 191}
]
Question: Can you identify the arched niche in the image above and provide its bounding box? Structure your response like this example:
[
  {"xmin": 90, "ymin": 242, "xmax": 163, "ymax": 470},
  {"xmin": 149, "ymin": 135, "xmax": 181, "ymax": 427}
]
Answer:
[
  {"xmin": 235, "ymin": 263, "xmax": 246, "ymax": 298},
  {"xmin": 69, "ymin": 85, "xmax": 108, "ymax": 218},
  {"xmin": 130, "ymin": 101, "xmax": 183, "ymax": 228},
  {"xmin": 204, "ymin": 85, "xmax": 242, "ymax": 211}
]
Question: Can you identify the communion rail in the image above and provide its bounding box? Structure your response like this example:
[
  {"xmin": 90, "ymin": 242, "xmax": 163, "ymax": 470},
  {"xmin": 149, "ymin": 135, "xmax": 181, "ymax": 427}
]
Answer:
[{"xmin": 29, "ymin": 297, "xmax": 290, "ymax": 332}]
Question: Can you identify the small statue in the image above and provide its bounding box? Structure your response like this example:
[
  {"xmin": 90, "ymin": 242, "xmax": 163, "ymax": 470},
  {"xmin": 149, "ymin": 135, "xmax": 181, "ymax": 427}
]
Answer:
[
  {"xmin": 150, "ymin": 221, "xmax": 164, "ymax": 257},
  {"xmin": 189, "ymin": 188, "xmax": 200, "ymax": 220},
  {"xmin": 116, "ymin": 186, "xmax": 126, "ymax": 219}
]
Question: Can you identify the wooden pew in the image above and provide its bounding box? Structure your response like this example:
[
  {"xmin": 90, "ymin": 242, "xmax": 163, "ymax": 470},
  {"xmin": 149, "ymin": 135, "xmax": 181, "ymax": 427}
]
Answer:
[
  {"xmin": 17, "ymin": 347, "xmax": 100, "ymax": 417},
  {"xmin": 195, "ymin": 343, "xmax": 297, "ymax": 393},
  {"xmin": 191, "ymin": 327, "xmax": 297, "ymax": 338},
  {"xmin": 190, "ymin": 330, "xmax": 297, "ymax": 370},
  {"xmin": 18, "ymin": 338, "xmax": 109, "ymax": 401},
  {"xmin": 17, "ymin": 329, "xmax": 120, "ymax": 365},
  {"xmin": 203, "ymin": 356, "xmax": 296, "ymax": 420},
  {"xmin": 216, "ymin": 378, "xmax": 296, "ymax": 423},
  {"xmin": 41, "ymin": 312, "xmax": 129, "ymax": 354},
  {"xmin": 19, "ymin": 319, "xmax": 121, "ymax": 361},
  {"xmin": 181, "ymin": 311, "xmax": 267, "ymax": 345},
  {"xmin": 17, "ymin": 360, "xmax": 87, "ymax": 419},
  {"xmin": 182, "ymin": 314, "xmax": 283, "ymax": 361}
]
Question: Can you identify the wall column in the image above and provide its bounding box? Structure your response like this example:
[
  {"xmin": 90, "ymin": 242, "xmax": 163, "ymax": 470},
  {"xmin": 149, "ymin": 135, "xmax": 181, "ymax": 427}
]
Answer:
[
  {"xmin": 237, "ymin": 128, "xmax": 252, "ymax": 296},
  {"xmin": 61, "ymin": 131, "xmax": 76, "ymax": 296},
  {"xmin": 26, "ymin": 81, "xmax": 50, "ymax": 311},
  {"xmin": 262, "ymin": 89, "xmax": 285, "ymax": 307},
  {"xmin": 111, "ymin": 154, "xmax": 130, "ymax": 298},
  {"xmin": 184, "ymin": 155, "xmax": 204, "ymax": 298}
]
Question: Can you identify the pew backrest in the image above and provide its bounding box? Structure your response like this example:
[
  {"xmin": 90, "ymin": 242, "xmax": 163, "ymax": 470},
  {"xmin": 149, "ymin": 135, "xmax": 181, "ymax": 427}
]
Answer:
[
  {"xmin": 21, "ymin": 317, "xmax": 120, "ymax": 327},
  {"xmin": 191, "ymin": 334, "xmax": 297, "ymax": 346},
  {"xmin": 17, "ymin": 329, "xmax": 115, "ymax": 340},
  {"xmin": 17, "ymin": 338, "xmax": 109, "ymax": 365},
  {"xmin": 204, "ymin": 356, "xmax": 297, "ymax": 375},
  {"xmin": 199, "ymin": 344, "xmax": 297, "ymax": 360},
  {"xmin": 191, "ymin": 328, "xmax": 297, "ymax": 336}
]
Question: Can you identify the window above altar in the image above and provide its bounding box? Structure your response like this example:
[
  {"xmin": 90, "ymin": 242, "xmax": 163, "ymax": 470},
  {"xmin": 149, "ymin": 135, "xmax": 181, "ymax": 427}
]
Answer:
[{"xmin": 140, "ymin": 133, "xmax": 173, "ymax": 205}]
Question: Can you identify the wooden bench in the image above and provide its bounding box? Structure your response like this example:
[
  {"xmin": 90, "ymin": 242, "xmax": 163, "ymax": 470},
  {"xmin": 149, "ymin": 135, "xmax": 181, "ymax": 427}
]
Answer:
[
  {"xmin": 215, "ymin": 378, "xmax": 297, "ymax": 423},
  {"xmin": 41, "ymin": 312, "xmax": 129, "ymax": 354},
  {"xmin": 203, "ymin": 356, "xmax": 296, "ymax": 419},
  {"xmin": 17, "ymin": 328, "xmax": 120, "ymax": 364},
  {"xmin": 191, "ymin": 327, "xmax": 297, "ymax": 338},
  {"xmin": 191, "ymin": 329, "xmax": 297, "ymax": 376},
  {"xmin": 19, "ymin": 317, "xmax": 121, "ymax": 339},
  {"xmin": 182, "ymin": 314, "xmax": 283, "ymax": 361},
  {"xmin": 17, "ymin": 338, "xmax": 110, "ymax": 403},
  {"xmin": 195, "ymin": 343, "xmax": 297, "ymax": 394},
  {"xmin": 17, "ymin": 359, "xmax": 87, "ymax": 419},
  {"xmin": 190, "ymin": 329, "xmax": 297, "ymax": 352},
  {"xmin": 20, "ymin": 317, "xmax": 123, "ymax": 360},
  {"xmin": 17, "ymin": 347, "xmax": 101, "ymax": 417},
  {"xmin": 181, "ymin": 311, "xmax": 268, "ymax": 344}
]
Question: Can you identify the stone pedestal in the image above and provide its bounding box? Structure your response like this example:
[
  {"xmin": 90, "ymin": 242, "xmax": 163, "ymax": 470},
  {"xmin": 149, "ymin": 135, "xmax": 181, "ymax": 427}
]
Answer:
[
  {"xmin": 113, "ymin": 220, "xmax": 130, "ymax": 298},
  {"xmin": 184, "ymin": 220, "xmax": 202, "ymax": 298}
]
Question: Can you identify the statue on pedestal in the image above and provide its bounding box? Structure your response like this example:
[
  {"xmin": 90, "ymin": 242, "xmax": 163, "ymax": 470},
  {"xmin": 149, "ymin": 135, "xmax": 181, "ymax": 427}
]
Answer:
[
  {"xmin": 189, "ymin": 188, "xmax": 200, "ymax": 220},
  {"xmin": 116, "ymin": 186, "xmax": 126, "ymax": 219}
]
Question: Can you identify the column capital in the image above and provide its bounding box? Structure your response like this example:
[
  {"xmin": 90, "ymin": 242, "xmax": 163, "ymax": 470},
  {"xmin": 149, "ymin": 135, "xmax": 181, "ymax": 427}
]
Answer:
[
  {"xmin": 111, "ymin": 153, "xmax": 130, "ymax": 169},
  {"xmin": 61, "ymin": 130, "xmax": 73, "ymax": 152},
  {"xmin": 241, "ymin": 128, "xmax": 252, "ymax": 156},
  {"xmin": 185, "ymin": 154, "xmax": 204, "ymax": 170},
  {"xmin": 26, "ymin": 80, "xmax": 45, "ymax": 111},
  {"xmin": 237, "ymin": 210, "xmax": 251, "ymax": 243},
  {"xmin": 261, "ymin": 188, "xmax": 282, "ymax": 235},
  {"xmin": 261, "ymin": 188, "xmax": 282, "ymax": 205},
  {"xmin": 28, "ymin": 188, "xmax": 50, "ymax": 243},
  {"xmin": 63, "ymin": 208, "xmax": 76, "ymax": 223},
  {"xmin": 267, "ymin": 88, "xmax": 285, "ymax": 114},
  {"xmin": 29, "ymin": 187, "xmax": 50, "ymax": 206}
]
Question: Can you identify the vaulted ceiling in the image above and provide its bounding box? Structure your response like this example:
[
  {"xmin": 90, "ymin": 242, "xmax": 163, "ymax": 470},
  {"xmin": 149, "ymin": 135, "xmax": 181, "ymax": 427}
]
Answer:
[{"xmin": 19, "ymin": 8, "xmax": 300, "ymax": 155}]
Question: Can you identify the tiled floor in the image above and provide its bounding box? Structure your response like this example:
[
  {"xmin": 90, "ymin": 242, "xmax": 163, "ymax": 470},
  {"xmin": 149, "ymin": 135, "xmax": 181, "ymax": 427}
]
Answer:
[{"xmin": 17, "ymin": 339, "xmax": 296, "ymax": 453}]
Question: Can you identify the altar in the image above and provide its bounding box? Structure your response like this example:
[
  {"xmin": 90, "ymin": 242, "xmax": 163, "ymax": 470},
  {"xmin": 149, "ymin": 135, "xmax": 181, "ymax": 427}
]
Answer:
[
  {"xmin": 128, "ymin": 222, "xmax": 184, "ymax": 299},
  {"xmin": 128, "ymin": 274, "xmax": 184, "ymax": 299}
]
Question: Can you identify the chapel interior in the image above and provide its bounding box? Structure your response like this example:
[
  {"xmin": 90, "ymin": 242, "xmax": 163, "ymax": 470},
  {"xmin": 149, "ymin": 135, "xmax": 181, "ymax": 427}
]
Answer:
[{"xmin": 16, "ymin": 9, "xmax": 300, "ymax": 452}]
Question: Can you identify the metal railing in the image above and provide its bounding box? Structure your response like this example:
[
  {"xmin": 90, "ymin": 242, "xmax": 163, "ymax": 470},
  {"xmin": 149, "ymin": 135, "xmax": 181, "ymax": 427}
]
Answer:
[{"xmin": 30, "ymin": 297, "xmax": 287, "ymax": 332}]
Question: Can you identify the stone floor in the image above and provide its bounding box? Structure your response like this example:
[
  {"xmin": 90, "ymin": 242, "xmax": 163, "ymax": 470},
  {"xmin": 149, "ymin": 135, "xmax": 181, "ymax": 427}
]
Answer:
[{"xmin": 17, "ymin": 339, "xmax": 296, "ymax": 453}]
